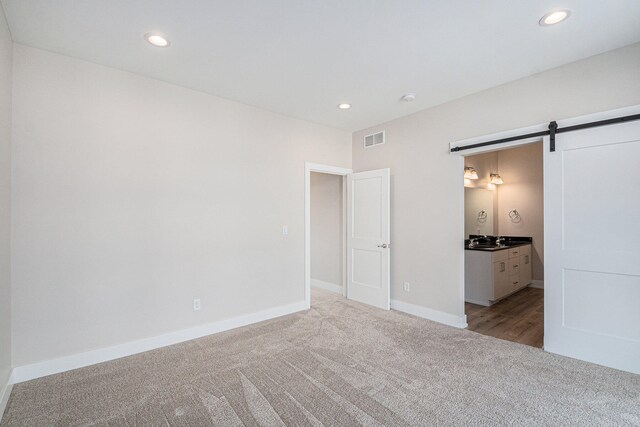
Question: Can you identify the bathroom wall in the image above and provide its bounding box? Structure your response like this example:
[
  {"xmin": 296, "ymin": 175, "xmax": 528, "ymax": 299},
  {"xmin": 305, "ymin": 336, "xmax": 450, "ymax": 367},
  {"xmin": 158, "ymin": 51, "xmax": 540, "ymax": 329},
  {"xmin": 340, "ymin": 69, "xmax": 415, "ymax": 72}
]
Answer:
[{"xmin": 496, "ymin": 142, "xmax": 544, "ymax": 282}]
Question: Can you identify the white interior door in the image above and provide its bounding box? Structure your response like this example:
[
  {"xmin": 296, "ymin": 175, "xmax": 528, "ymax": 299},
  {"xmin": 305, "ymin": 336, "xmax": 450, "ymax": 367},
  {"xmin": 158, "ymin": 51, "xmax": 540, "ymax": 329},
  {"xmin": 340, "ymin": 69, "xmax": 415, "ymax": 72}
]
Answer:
[
  {"xmin": 347, "ymin": 168, "xmax": 390, "ymax": 309},
  {"xmin": 544, "ymin": 120, "xmax": 640, "ymax": 374}
]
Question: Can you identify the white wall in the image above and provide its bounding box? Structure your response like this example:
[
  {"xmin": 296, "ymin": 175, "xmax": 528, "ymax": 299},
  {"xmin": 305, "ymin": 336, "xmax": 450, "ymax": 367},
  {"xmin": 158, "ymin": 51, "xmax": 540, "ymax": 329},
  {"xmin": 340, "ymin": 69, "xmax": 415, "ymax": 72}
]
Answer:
[
  {"xmin": 352, "ymin": 42, "xmax": 640, "ymax": 319},
  {"xmin": 310, "ymin": 172, "xmax": 342, "ymax": 288},
  {"xmin": 496, "ymin": 142, "xmax": 544, "ymax": 281},
  {"xmin": 0, "ymin": 4, "xmax": 12, "ymax": 395},
  {"xmin": 11, "ymin": 45, "xmax": 351, "ymax": 366}
]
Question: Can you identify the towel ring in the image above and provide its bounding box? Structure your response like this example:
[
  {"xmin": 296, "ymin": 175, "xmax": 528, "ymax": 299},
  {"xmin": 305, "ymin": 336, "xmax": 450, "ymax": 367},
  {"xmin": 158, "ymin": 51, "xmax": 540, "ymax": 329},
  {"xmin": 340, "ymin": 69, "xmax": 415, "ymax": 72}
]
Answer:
[{"xmin": 508, "ymin": 209, "xmax": 522, "ymax": 223}]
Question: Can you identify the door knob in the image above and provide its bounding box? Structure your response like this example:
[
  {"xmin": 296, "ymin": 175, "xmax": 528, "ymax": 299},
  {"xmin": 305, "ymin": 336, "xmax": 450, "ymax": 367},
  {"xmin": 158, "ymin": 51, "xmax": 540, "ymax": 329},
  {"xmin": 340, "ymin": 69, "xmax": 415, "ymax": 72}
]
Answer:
[{"xmin": 377, "ymin": 243, "xmax": 389, "ymax": 249}]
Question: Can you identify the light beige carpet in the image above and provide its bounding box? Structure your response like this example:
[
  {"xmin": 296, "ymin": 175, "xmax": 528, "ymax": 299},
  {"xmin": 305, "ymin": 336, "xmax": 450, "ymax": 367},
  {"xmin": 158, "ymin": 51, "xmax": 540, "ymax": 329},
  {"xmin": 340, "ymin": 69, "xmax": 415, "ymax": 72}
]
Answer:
[{"xmin": 3, "ymin": 289, "xmax": 639, "ymax": 426}]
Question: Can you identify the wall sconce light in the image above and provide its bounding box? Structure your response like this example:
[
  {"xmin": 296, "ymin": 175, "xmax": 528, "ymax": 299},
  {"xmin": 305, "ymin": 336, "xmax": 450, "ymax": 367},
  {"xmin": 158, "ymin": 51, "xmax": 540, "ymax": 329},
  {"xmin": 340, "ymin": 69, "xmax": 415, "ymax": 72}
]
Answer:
[
  {"xmin": 464, "ymin": 167, "xmax": 478, "ymax": 180},
  {"xmin": 490, "ymin": 173, "xmax": 504, "ymax": 185}
]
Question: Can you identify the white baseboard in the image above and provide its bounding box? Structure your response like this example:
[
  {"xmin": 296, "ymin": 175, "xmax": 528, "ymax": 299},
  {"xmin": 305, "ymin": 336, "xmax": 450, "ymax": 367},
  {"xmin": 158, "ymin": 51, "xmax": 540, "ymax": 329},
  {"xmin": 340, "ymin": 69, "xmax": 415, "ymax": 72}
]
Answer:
[
  {"xmin": 311, "ymin": 279, "xmax": 342, "ymax": 294},
  {"xmin": 391, "ymin": 299, "xmax": 468, "ymax": 329},
  {"xmin": 465, "ymin": 298, "xmax": 491, "ymax": 307},
  {"xmin": 0, "ymin": 369, "xmax": 13, "ymax": 422},
  {"xmin": 12, "ymin": 301, "xmax": 307, "ymax": 384},
  {"xmin": 529, "ymin": 280, "xmax": 544, "ymax": 289}
]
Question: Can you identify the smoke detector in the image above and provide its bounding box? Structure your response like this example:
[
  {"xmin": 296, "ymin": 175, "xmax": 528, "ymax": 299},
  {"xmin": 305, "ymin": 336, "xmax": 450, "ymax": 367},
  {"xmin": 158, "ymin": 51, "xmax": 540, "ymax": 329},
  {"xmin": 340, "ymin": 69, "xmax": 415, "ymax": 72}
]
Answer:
[{"xmin": 401, "ymin": 93, "xmax": 416, "ymax": 102}]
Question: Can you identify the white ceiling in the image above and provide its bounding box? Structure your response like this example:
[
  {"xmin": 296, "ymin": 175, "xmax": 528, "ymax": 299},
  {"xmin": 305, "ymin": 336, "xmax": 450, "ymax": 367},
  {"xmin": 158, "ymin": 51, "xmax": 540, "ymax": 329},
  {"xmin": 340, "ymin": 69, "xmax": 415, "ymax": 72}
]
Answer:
[{"xmin": 2, "ymin": 1, "xmax": 640, "ymax": 131}]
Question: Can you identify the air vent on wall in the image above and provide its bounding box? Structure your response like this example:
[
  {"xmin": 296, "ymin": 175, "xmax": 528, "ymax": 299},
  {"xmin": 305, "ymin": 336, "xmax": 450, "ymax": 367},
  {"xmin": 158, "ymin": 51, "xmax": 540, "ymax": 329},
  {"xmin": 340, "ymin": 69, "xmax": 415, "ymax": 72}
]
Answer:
[{"xmin": 364, "ymin": 131, "xmax": 385, "ymax": 148}]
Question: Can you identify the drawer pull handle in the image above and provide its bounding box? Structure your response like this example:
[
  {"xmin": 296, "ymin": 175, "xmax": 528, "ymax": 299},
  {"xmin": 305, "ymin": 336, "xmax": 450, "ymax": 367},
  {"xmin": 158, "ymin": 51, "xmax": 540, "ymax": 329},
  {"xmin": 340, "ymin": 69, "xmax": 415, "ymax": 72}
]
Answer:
[
  {"xmin": 513, "ymin": 281, "xmax": 519, "ymax": 285},
  {"xmin": 500, "ymin": 262, "xmax": 505, "ymax": 272},
  {"xmin": 513, "ymin": 265, "xmax": 518, "ymax": 268},
  {"xmin": 525, "ymin": 255, "xmax": 529, "ymax": 264}
]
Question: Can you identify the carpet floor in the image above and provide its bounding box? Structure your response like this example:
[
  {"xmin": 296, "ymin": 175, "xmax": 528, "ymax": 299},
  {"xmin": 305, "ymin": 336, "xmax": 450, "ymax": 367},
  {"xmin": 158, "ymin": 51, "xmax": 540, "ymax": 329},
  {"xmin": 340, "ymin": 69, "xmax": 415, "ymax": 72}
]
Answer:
[{"xmin": 2, "ymin": 289, "xmax": 639, "ymax": 426}]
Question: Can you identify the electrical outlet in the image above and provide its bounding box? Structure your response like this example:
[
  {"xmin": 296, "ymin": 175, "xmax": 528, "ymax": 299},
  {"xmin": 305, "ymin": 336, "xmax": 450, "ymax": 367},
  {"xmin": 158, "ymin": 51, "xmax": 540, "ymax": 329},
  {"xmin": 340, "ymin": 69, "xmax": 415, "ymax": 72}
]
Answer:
[
  {"xmin": 193, "ymin": 298, "xmax": 201, "ymax": 311},
  {"xmin": 282, "ymin": 225, "xmax": 289, "ymax": 235},
  {"xmin": 403, "ymin": 281, "xmax": 411, "ymax": 292}
]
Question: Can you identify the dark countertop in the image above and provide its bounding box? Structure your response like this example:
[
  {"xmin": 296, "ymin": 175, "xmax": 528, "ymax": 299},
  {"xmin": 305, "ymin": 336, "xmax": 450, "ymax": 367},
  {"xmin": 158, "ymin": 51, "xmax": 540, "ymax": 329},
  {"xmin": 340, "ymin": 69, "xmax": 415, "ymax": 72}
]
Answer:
[
  {"xmin": 464, "ymin": 242, "xmax": 531, "ymax": 252},
  {"xmin": 464, "ymin": 235, "xmax": 532, "ymax": 252}
]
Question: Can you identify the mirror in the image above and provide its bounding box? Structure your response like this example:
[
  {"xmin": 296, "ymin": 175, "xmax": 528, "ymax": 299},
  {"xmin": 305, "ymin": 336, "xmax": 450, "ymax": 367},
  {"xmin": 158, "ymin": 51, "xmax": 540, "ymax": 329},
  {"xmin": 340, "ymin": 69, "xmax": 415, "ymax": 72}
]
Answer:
[{"xmin": 464, "ymin": 187, "xmax": 494, "ymax": 239}]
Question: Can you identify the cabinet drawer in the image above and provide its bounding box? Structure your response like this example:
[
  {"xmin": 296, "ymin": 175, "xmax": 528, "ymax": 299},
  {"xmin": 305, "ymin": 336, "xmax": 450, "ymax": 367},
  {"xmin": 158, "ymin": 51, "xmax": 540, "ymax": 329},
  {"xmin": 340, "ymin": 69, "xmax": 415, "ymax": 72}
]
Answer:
[
  {"xmin": 508, "ymin": 247, "xmax": 522, "ymax": 259},
  {"xmin": 509, "ymin": 261, "xmax": 519, "ymax": 276}
]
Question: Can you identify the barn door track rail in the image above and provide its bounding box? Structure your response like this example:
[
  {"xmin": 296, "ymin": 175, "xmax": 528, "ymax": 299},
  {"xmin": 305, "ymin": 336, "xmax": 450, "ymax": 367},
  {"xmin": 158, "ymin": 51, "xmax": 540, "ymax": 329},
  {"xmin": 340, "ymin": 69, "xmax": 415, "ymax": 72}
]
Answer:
[{"xmin": 450, "ymin": 113, "xmax": 640, "ymax": 153}]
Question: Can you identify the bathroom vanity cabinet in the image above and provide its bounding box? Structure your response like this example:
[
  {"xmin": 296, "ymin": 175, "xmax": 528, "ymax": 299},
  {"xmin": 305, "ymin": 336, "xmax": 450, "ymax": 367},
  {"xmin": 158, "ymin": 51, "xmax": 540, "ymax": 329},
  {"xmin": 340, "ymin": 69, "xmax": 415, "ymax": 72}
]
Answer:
[{"xmin": 465, "ymin": 244, "xmax": 532, "ymax": 306}]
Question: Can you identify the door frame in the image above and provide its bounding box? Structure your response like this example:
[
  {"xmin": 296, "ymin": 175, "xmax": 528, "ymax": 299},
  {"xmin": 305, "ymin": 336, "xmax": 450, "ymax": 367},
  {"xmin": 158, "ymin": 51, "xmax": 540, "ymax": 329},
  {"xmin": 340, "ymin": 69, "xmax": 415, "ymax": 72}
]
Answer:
[
  {"xmin": 304, "ymin": 162, "xmax": 353, "ymax": 309},
  {"xmin": 451, "ymin": 104, "xmax": 640, "ymax": 348},
  {"xmin": 452, "ymin": 131, "xmax": 544, "ymax": 323}
]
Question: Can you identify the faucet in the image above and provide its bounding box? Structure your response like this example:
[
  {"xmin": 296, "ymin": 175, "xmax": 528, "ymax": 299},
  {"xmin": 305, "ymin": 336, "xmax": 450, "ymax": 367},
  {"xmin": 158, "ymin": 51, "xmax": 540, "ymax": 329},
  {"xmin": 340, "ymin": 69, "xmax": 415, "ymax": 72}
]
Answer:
[
  {"xmin": 469, "ymin": 236, "xmax": 482, "ymax": 248},
  {"xmin": 496, "ymin": 236, "xmax": 506, "ymax": 246}
]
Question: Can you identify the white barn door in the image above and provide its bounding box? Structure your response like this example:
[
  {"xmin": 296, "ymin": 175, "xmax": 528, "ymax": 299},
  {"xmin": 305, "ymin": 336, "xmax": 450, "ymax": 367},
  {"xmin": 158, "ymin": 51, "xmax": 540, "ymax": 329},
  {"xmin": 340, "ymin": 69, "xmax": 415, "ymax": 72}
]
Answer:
[
  {"xmin": 347, "ymin": 169, "xmax": 390, "ymax": 309},
  {"xmin": 544, "ymin": 120, "xmax": 640, "ymax": 374}
]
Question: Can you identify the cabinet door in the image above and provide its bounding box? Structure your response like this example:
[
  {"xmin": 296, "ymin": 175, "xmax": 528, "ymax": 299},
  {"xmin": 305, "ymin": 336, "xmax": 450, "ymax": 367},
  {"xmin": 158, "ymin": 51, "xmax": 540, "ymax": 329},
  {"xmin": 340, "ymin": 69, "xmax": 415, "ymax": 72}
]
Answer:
[
  {"xmin": 520, "ymin": 253, "xmax": 532, "ymax": 286},
  {"xmin": 492, "ymin": 260, "xmax": 510, "ymax": 300}
]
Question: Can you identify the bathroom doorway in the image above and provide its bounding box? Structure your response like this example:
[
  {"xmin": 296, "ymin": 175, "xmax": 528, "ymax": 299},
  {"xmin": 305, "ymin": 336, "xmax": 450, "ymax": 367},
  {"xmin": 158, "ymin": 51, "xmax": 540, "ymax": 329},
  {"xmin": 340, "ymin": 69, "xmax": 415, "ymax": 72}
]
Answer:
[{"xmin": 462, "ymin": 141, "xmax": 544, "ymax": 347}]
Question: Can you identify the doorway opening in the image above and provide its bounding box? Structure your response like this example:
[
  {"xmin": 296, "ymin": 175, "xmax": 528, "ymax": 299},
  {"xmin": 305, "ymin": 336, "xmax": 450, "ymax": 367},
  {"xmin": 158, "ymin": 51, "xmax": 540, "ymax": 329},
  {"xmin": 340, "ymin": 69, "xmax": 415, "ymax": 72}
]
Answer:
[
  {"xmin": 304, "ymin": 163, "xmax": 351, "ymax": 308},
  {"xmin": 304, "ymin": 162, "xmax": 391, "ymax": 311},
  {"xmin": 310, "ymin": 170, "xmax": 346, "ymax": 304},
  {"xmin": 463, "ymin": 141, "xmax": 544, "ymax": 348}
]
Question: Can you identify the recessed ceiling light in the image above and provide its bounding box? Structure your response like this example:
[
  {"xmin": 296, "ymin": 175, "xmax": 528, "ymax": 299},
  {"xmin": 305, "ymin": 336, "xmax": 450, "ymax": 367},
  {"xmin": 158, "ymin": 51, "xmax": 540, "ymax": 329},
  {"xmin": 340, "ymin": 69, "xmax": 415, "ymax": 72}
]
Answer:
[
  {"xmin": 539, "ymin": 10, "xmax": 571, "ymax": 26},
  {"xmin": 145, "ymin": 33, "xmax": 170, "ymax": 47},
  {"xmin": 338, "ymin": 103, "xmax": 351, "ymax": 110},
  {"xmin": 401, "ymin": 93, "xmax": 416, "ymax": 102}
]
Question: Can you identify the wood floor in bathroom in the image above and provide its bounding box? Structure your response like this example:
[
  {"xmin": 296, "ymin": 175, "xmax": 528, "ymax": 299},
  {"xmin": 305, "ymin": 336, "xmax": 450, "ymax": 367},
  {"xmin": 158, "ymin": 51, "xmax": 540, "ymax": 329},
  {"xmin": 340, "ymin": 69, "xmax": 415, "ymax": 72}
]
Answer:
[{"xmin": 465, "ymin": 287, "xmax": 544, "ymax": 348}]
